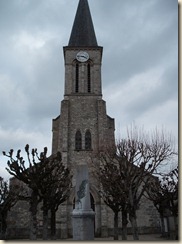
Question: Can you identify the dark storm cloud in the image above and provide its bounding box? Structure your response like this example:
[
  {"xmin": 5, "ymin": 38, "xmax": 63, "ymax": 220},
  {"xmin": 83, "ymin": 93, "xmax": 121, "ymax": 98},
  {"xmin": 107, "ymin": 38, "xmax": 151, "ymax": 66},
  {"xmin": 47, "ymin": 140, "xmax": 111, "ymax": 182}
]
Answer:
[
  {"xmin": 0, "ymin": 0, "xmax": 178, "ymax": 179},
  {"xmin": 99, "ymin": 0, "xmax": 177, "ymax": 87}
]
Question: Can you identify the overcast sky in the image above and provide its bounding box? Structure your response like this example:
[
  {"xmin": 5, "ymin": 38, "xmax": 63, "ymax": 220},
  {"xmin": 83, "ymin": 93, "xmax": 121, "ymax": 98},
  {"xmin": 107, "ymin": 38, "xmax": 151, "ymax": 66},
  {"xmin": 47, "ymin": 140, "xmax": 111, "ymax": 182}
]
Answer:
[{"xmin": 0, "ymin": 0, "xmax": 178, "ymax": 179}]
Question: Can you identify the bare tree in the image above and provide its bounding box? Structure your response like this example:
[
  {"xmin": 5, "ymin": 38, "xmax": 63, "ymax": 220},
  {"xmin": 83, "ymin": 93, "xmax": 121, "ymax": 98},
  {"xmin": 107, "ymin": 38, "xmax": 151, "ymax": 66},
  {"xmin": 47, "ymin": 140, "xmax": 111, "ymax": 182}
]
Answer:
[
  {"xmin": 0, "ymin": 177, "xmax": 19, "ymax": 239},
  {"xmin": 94, "ymin": 153, "xmax": 124, "ymax": 240},
  {"xmin": 145, "ymin": 178, "xmax": 167, "ymax": 236},
  {"xmin": 39, "ymin": 152, "xmax": 72, "ymax": 240},
  {"xmin": 93, "ymin": 126, "xmax": 176, "ymax": 240},
  {"xmin": 118, "ymin": 127, "xmax": 176, "ymax": 239},
  {"xmin": 3, "ymin": 145, "xmax": 72, "ymax": 240},
  {"xmin": 145, "ymin": 166, "xmax": 178, "ymax": 239},
  {"xmin": 3, "ymin": 146, "xmax": 47, "ymax": 239}
]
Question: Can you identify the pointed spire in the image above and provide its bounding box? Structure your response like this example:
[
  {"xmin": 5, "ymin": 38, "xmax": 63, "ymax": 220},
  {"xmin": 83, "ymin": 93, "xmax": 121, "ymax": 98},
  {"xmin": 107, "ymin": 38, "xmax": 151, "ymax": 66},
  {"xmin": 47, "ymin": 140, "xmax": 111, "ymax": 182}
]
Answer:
[{"xmin": 68, "ymin": 0, "xmax": 98, "ymax": 47}]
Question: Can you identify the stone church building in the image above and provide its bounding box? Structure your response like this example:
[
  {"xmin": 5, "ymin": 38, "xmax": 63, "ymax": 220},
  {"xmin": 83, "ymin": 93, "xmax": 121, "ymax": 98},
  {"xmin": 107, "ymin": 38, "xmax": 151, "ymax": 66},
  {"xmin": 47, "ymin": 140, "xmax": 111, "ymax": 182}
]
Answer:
[{"xmin": 6, "ymin": 0, "xmax": 160, "ymax": 239}]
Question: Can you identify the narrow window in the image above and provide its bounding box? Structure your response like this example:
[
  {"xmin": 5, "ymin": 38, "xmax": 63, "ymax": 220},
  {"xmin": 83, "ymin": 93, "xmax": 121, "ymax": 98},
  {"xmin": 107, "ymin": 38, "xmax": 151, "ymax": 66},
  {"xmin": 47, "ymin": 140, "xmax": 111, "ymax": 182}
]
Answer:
[
  {"xmin": 85, "ymin": 130, "xmax": 92, "ymax": 150},
  {"xmin": 75, "ymin": 130, "xmax": 82, "ymax": 150},
  {"xmin": 87, "ymin": 63, "xmax": 91, "ymax": 93},
  {"xmin": 75, "ymin": 63, "xmax": 79, "ymax": 93}
]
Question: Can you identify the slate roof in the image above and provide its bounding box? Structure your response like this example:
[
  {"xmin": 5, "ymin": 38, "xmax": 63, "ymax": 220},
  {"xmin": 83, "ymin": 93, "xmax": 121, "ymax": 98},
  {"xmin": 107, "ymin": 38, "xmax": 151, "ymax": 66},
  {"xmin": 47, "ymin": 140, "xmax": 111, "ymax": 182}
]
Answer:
[{"xmin": 68, "ymin": 0, "xmax": 98, "ymax": 47}]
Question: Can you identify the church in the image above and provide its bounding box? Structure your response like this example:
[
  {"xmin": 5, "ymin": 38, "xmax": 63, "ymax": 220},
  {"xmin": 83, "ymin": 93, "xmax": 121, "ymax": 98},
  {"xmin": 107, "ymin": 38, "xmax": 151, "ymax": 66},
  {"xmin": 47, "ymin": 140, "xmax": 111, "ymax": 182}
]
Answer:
[
  {"xmin": 51, "ymin": 0, "xmax": 116, "ymax": 237},
  {"xmin": 6, "ymin": 0, "xmax": 160, "ymax": 239},
  {"xmin": 51, "ymin": 0, "xmax": 160, "ymax": 238}
]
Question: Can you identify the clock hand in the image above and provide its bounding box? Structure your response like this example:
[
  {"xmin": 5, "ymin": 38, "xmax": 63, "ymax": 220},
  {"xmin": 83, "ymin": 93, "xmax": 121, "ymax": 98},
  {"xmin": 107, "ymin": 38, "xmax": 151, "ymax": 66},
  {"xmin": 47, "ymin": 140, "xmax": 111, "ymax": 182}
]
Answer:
[{"xmin": 78, "ymin": 55, "xmax": 86, "ymax": 58}]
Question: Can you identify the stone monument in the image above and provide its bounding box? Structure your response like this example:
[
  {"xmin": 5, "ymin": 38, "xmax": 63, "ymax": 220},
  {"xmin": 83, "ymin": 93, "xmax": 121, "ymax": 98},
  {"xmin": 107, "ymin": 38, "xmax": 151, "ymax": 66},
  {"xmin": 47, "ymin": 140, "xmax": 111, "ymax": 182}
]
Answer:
[{"xmin": 72, "ymin": 164, "xmax": 95, "ymax": 240}]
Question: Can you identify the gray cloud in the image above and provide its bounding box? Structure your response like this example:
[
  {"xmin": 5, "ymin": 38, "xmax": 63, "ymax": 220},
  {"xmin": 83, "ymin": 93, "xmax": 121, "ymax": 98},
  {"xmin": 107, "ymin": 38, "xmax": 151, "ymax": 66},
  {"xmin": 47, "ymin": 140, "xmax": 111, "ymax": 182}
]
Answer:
[{"xmin": 0, "ymin": 0, "xmax": 178, "ymax": 179}]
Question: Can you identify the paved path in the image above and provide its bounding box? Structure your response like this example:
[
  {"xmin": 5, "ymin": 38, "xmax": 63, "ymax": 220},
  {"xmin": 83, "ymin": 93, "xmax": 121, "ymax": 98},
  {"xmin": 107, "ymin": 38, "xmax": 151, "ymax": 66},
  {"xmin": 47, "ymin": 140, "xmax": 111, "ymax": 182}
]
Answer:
[
  {"xmin": 65, "ymin": 234, "xmax": 169, "ymax": 241},
  {"xmin": 95, "ymin": 234, "xmax": 167, "ymax": 241}
]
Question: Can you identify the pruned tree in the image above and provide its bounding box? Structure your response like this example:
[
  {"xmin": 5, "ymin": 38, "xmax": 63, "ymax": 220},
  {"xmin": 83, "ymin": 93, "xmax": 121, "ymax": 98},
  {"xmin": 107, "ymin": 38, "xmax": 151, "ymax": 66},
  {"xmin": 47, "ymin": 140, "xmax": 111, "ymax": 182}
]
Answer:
[
  {"xmin": 94, "ymin": 152, "xmax": 125, "ymax": 240},
  {"xmin": 3, "ymin": 146, "xmax": 46, "ymax": 239},
  {"xmin": 39, "ymin": 152, "xmax": 72, "ymax": 240},
  {"xmin": 145, "ymin": 166, "xmax": 178, "ymax": 239},
  {"xmin": 93, "ymin": 126, "xmax": 176, "ymax": 240},
  {"xmin": 3, "ymin": 145, "xmax": 72, "ymax": 240},
  {"xmin": 0, "ymin": 177, "xmax": 19, "ymax": 239}
]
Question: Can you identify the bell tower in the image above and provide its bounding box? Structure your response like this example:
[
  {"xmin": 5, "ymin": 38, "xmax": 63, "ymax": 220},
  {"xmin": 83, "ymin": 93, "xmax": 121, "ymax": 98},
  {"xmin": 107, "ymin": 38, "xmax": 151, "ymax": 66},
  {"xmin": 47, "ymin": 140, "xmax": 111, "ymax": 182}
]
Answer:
[
  {"xmin": 51, "ymin": 0, "xmax": 115, "ymax": 235},
  {"xmin": 63, "ymin": 46, "xmax": 102, "ymax": 96},
  {"xmin": 52, "ymin": 0, "xmax": 115, "ymax": 167},
  {"xmin": 63, "ymin": 0, "xmax": 102, "ymax": 96}
]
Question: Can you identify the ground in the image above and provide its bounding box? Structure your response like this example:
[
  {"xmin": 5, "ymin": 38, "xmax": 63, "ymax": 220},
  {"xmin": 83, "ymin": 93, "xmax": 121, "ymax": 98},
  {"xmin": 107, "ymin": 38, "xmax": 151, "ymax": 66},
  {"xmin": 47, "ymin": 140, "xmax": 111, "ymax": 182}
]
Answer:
[{"xmin": 64, "ymin": 233, "xmax": 171, "ymax": 241}]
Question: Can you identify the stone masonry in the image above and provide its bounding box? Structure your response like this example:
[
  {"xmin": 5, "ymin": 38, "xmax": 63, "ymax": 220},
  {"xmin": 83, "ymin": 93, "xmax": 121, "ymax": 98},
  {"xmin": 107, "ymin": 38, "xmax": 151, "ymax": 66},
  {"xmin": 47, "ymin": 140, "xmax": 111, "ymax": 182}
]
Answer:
[{"xmin": 5, "ymin": 0, "xmax": 161, "ymax": 239}]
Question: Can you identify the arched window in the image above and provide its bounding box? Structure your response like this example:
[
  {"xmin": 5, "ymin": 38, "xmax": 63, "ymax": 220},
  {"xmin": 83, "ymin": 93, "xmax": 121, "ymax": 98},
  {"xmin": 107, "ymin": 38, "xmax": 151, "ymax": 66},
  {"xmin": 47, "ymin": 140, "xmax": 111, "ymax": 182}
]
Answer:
[
  {"xmin": 85, "ymin": 130, "xmax": 92, "ymax": 150},
  {"xmin": 75, "ymin": 63, "xmax": 79, "ymax": 93},
  {"xmin": 75, "ymin": 130, "xmax": 82, "ymax": 150},
  {"xmin": 87, "ymin": 63, "xmax": 91, "ymax": 93}
]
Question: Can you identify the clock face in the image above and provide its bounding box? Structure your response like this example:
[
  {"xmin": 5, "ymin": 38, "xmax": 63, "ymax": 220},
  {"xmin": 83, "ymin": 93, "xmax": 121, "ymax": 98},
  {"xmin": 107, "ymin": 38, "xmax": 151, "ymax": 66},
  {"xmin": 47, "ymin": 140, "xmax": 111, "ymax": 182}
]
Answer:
[{"xmin": 76, "ymin": 51, "xmax": 89, "ymax": 62}]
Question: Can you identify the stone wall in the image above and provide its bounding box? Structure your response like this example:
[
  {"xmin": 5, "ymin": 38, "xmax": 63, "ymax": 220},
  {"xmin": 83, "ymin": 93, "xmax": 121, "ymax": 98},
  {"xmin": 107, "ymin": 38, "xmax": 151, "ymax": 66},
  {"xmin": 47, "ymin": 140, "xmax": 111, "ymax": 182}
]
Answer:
[{"xmin": 6, "ymin": 176, "xmax": 161, "ymax": 239}]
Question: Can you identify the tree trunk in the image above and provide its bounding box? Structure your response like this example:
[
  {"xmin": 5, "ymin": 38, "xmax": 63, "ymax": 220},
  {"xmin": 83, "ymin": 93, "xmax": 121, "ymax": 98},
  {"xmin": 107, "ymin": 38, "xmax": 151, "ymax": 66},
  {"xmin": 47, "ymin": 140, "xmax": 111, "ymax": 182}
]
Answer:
[
  {"xmin": 42, "ymin": 201, "xmax": 49, "ymax": 240},
  {"xmin": 29, "ymin": 191, "xmax": 38, "ymax": 240},
  {"xmin": 129, "ymin": 210, "xmax": 139, "ymax": 240},
  {"xmin": 173, "ymin": 215, "xmax": 178, "ymax": 240},
  {"xmin": 160, "ymin": 214, "xmax": 165, "ymax": 237},
  {"xmin": 1, "ymin": 211, "xmax": 7, "ymax": 240},
  {"xmin": 114, "ymin": 211, "xmax": 119, "ymax": 240},
  {"xmin": 50, "ymin": 208, "xmax": 56, "ymax": 240},
  {"xmin": 121, "ymin": 208, "xmax": 128, "ymax": 240}
]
